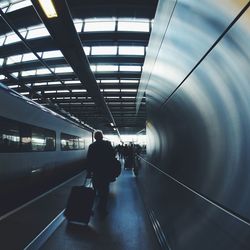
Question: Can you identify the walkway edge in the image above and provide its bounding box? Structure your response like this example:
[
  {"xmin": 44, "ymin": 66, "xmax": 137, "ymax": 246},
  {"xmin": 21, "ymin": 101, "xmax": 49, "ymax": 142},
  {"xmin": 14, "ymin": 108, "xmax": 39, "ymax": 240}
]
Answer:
[{"xmin": 24, "ymin": 210, "xmax": 65, "ymax": 250}]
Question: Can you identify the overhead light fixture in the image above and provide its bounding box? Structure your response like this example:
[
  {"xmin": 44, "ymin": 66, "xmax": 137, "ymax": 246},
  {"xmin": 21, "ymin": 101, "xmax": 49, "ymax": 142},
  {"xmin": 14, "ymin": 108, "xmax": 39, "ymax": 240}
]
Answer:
[
  {"xmin": 110, "ymin": 123, "xmax": 114, "ymax": 126},
  {"xmin": 38, "ymin": 0, "xmax": 58, "ymax": 18}
]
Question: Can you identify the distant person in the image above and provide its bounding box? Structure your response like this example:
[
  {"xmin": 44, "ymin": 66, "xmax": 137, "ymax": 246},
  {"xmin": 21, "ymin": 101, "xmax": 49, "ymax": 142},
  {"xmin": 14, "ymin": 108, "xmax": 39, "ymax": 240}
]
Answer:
[{"xmin": 86, "ymin": 130, "xmax": 115, "ymax": 217}]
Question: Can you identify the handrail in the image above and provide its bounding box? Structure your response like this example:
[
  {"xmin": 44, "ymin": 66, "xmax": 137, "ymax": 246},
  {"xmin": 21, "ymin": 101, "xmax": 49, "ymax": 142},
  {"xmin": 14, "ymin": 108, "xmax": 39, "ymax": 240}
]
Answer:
[{"xmin": 137, "ymin": 155, "xmax": 250, "ymax": 227}]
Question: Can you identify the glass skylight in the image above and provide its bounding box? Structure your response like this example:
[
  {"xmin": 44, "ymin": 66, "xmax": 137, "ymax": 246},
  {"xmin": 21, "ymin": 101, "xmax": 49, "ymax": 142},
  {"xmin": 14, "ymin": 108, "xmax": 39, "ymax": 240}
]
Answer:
[
  {"xmin": 27, "ymin": 27, "xmax": 49, "ymax": 39},
  {"xmin": 118, "ymin": 20, "xmax": 150, "ymax": 32},
  {"xmin": 6, "ymin": 55, "xmax": 22, "ymax": 65},
  {"xmin": 118, "ymin": 46, "xmax": 144, "ymax": 55},
  {"xmin": 72, "ymin": 89, "xmax": 86, "ymax": 92},
  {"xmin": 120, "ymin": 65, "xmax": 141, "ymax": 72},
  {"xmin": 44, "ymin": 90, "xmax": 56, "ymax": 94},
  {"xmin": 91, "ymin": 46, "xmax": 117, "ymax": 55},
  {"xmin": 0, "ymin": 75, "xmax": 5, "ymax": 80},
  {"xmin": 0, "ymin": 36, "xmax": 5, "ymax": 46},
  {"xmin": 54, "ymin": 67, "xmax": 73, "ymax": 73},
  {"xmin": 0, "ymin": 58, "xmax": 4, "ymax": 66},
  {"xmin": 101, "ymin": 80, "xmax": 119, "ymax": 83},
  {"xmin": 0, "ymin": 1, "xmax": 8, "ymax": 8},
  {"xmin": 33, "ymin": 82, "xmax": 47, "ymax": 86},
  {"xmin": 104, "ymin": 89, "xmax": 120, "ymax": 92},
  {"xmin": 36, "ymin": 68, "xmax": 51, "ymax": 75},
  {"xmin": 120, "ymin": 79, "xmax": 139, "ymax": 83},
  {"xmin": 21, "ymin": 70, "xmax": 36, "ymax": 76},
  {"xmin": 7, "ymin": 0, "xmax": 32, "ymax": 13},
  {"xmin": 65, "ymin": 80, "xmax": 81, "ymax": 84},
  {"xmin": 9, "ymin": 85, "xmax": 19, "ymax": 88},
  {"xmin": 121, "ymin": 89, "xmax": 137, "ymax": 92},
  {"xmin": 83, "ymin": 47, "xmax": 90, "ymax": 55},
  {"xmin": 11, "ymin": 72, "xmax": 18, "ymax": 77},
  {"xmin": 74, "ymin": 20, "xmax": 83, "ymax": 32},
  {"xmin": 42, "ymin": 50, "xmax": 63, "ymax": 59},
  {"xmin": 22, "ymin": 52, "xmax": 39, "ymax": 62},
  {"xmin": 90, "ymin": 65, "xmax": 96, "ymax": 72},
  {"xmin": 105, "ymin": 96, "xmax": 120, "ymax": 99},
  {"xmin": 57, "ymin": 90, "xmax": 69, "ymax": 93},
  {"xmin": 47, "ymin": 81, "xmax": 61, "ymax": 85},
  {"xmin": 84, "ymin": 19, "xmax": 116, "ymax": 32},
  {"xmin": 20, "ymin": 92, "xmax": 29, "ymax": 95},
  {"xmin": 96, "ymin": 65, "xmax": 118, "ymax": 72},
  {"xmin": 4, "ymin": 32, "xmax": 21, "ymax": 45}
]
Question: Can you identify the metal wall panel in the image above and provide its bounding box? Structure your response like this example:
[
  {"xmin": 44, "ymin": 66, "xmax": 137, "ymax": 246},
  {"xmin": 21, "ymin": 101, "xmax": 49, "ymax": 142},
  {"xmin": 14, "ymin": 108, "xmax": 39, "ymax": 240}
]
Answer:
[{"xmin": 137, "ymin": 0, "xmax": 250, "ymax": 249}]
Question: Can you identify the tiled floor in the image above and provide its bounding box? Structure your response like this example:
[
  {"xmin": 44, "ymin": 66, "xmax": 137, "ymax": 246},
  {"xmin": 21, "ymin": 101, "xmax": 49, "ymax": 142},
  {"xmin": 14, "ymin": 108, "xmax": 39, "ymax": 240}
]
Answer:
[{"xmin": 41, "ymin": 170, "xmax": 160, "ymax": 250}]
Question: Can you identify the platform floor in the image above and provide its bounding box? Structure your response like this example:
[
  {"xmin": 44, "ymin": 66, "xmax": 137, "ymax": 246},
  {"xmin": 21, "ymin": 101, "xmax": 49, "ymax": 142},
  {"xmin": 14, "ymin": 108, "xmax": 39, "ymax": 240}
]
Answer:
[{"xmin": 41, "ymin": 169, "xmax": 160, "ymax": 250}]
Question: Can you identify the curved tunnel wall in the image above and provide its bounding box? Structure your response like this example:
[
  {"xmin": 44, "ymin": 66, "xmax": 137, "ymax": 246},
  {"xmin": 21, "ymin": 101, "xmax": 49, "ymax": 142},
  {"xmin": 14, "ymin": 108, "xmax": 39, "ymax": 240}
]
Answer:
[{"xmin": 137, "ymin": 0, "xmax": 250, "ymax": 249}]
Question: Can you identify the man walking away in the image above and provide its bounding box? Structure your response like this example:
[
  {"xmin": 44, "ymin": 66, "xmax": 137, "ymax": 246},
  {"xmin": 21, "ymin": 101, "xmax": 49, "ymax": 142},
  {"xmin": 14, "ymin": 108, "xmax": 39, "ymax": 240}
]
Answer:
[{"xmin": 86, "ymin": 130, "xmax": 115, "ymax": 218}]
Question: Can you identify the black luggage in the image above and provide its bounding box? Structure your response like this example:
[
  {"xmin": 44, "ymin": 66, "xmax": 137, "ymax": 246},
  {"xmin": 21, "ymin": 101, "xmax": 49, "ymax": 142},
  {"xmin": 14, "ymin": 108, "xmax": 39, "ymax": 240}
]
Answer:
[{"xmin": 64, "ymin": 184, "xmax": 95, "ymax": 224}]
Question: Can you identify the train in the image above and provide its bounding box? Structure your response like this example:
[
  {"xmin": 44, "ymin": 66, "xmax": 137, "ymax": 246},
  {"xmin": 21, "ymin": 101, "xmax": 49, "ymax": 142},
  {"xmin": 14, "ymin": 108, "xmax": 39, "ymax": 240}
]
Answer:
[{"xmin": 0, "ymin": 82, "xmax": 93, "ymax": 207}]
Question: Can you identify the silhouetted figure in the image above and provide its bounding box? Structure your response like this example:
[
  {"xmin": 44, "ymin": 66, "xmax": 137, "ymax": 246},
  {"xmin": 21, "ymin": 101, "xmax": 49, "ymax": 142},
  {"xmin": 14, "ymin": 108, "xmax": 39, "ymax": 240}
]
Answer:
[{"xmin": 86, "ymin": 130, "xmax": 115, "ymax": 217}]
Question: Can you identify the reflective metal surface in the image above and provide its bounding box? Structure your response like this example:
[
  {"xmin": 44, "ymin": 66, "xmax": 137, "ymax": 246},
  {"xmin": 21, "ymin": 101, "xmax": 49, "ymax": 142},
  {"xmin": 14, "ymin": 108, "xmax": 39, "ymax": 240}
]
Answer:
[{"xmin": 137, "ymin": 0, "xmax": 250, "ymax": 249}]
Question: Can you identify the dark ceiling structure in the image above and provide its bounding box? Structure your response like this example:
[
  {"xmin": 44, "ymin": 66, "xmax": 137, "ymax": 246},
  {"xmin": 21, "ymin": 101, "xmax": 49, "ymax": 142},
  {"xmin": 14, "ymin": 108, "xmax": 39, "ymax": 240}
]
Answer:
[{"xmin": 0, "ymin": 0, "xmax": 158, "ymax": 135}]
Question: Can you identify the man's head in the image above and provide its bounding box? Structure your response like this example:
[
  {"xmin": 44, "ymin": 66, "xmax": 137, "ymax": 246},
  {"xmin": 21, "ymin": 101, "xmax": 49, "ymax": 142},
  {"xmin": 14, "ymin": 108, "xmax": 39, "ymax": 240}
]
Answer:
[{"xmin": 94, "ymin": 130, "xmax": 103, "ymax": 141}]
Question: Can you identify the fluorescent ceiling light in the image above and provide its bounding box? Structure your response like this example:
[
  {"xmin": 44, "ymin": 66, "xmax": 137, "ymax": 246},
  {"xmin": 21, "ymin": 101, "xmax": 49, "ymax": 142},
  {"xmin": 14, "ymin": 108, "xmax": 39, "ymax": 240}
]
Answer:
[{"xmin": 38, "ymin": 0, "xmax": 58, "ymax": 18}]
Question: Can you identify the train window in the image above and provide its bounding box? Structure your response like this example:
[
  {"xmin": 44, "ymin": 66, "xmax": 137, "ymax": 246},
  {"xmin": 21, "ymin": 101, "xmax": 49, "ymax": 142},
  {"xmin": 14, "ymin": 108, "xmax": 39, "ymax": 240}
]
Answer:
[
  {"xmin": 20, "ymin": 126, "xmax": 32, "ymax": 151},
  {"xmin": 61, "ymin": 133, "xmax": 83, "ymax": 151},
  {"xmin": 31, "ymin": 127, "xmax": 56, "ymax": 151},
  {"xmin": 0, "ymin": 116, "xmax": 56, "ymax": 153},
  {"xmin": 0, "ymin": 117, "xmax": 20, "ymax": 152},
  {"xmin": 79, "ymin": 138, "xmax": 85, "ymax": 149}
]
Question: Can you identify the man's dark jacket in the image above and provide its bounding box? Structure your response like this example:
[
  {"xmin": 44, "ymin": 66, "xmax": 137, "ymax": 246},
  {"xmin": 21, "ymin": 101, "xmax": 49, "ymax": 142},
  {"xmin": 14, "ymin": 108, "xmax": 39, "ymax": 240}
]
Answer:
[{"xmin": 86, "ymin": 140, "xmax": 115, "ymax": 182}]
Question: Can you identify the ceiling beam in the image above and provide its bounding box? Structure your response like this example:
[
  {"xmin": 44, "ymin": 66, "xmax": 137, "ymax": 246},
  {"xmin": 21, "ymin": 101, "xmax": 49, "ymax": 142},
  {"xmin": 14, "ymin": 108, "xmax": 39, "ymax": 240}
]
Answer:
[{"xmin": 31, "ymin": 0, "xmax": 120, "ymax": 138}]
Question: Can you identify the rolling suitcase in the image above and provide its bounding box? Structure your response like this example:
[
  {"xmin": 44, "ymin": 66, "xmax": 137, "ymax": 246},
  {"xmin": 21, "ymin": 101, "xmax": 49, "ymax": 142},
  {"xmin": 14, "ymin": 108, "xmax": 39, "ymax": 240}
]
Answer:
[{"xmin": 64, "ymin": 179, "xmax": 95, "ymax": 224}]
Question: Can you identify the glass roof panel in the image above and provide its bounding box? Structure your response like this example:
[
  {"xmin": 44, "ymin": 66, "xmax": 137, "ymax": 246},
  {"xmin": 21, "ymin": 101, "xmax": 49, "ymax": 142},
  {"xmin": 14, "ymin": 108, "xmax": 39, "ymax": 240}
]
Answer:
[
  {"xmin": 44, "ymin": 90, "xmax": 56, "ymax": 94},
  {"xmin": 0, "ymin": 58, "xmax": 4, "ymax": 66},
  {"xmin": 90, "ymin": 65, "xmax": 96, "ymax": 72},
  {"xmin": 21, "ymin": 70, "xmax": 36, "ymax": 76},
  {"xmin": 8, "ymin": 85, "xmax": 19, "ymax": 88},
  {"xmin": 33, "ymin": 82, "xmax": 47, "ymax": 86},
  {"xmin": 121, "ymin": 89, "xmax": 137, "ymax": 92},
  {"xmin": 36, "ymin": 68, "xmax": 51, "ymax": 75},
  {"xmin": 91, "ymin": 46, "xmax": 117, "ymax": 55},
  {"xmin": 0, "ymin": 74, "xmax": 5, "ymax": 80},
  {"xmin": 42, "ymin": 50, "xmax": 63, "ymax": 59},
  {"xmin": 0, "ymin": 1, "xmax": 9, "ymax": 8},
  {"xmin": 27, "ymin": 27, "xmax": 50, "ymax": 39},
  {"xmin": 22, "ymin": 52, "xmax": 38, "ymax": 62},
  {"xmin": 6, "ymin": 55, "xmax": 22, "ymax": 65},
  {"xmin": 11, "ymin": 72, "xmax": 18, "ymax": 77},
  {"xmin": 104, "ymin": 89, "xmax": 120, "ymax": 92},
  {"xmin": 118, "ymin": 20, "xmax": 150, "ymax": 32},
  {"xmin": 54, "ymin": 67, "xmax": 73, "ymax": 73},
  {"xmin": 83, "ymin": 47, "xmax": 90, "ymax": 55},
  {"xmin": 120, "ymin": 79, "xmax": 139, "ymax": 83},
  {"xmin": 47, "ymin": 81, "xmax": 61, "ymax": 85},
  {"xmin": 73, "ymin": 19, "xmax": 83, "ymax": 32},
  {"xmin": 4, "ymin": 32, "xmax": 21, "ymax": 45},
  {"xmin": 96, "ymin": 65, "xmax": 118, "ymax": 72},
  {"xmin": 20, "ymin": 92, "xmax": 29, "ymax": 95},
  {"xmin": 0, "ymin": 36, "xmax": 5, "ymax": 46},
  {"xmin": 118, "ymin": 46, "xmax": 144, "ymax": 55},
  {"xmin": 65, "ymin": 80, "xmax": 81, "ymax": 84},
  {"xmin": 57, "ymin": 90, "xmax": 69, "ymax": 93},
  {"xmin": 72, "ymin": 89, "xmax": 87, "ymax": 92},
  {"xmin": 7, "ymin": 0, "xmax": 32, "ymax": 13},
  {"xmin": 84, "ymin": 19, "xmax": 116, "ymax": 32},
  {"xmin": 120, "ymin": 65, "xmax": 141, "ymax": 72},
  {"xmin": 101, "ymin": 79, "xmax": 119, "ymax": 83}
]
